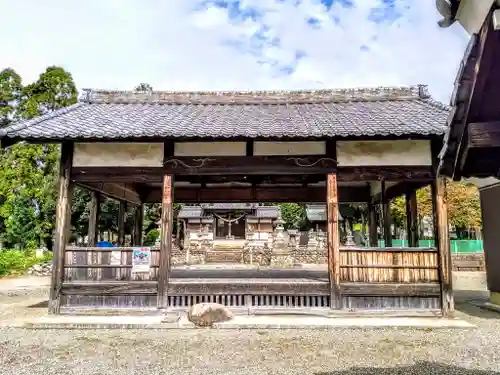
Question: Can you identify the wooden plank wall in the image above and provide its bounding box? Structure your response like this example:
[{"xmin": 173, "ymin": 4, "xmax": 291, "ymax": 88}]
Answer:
[{"xmin": 340, "ymin": 246, "xmax": 440, "ymax": 310}]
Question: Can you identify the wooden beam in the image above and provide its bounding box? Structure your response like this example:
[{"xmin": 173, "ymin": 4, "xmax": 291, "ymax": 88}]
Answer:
[
  {"xmin": 381, "ymin": 181, "xmax": 392, "ymax": 247},
  {"xmin": 338, "ymin": 166, "xmax": 433, "ymax": 182},
  {"xmin": 143, "ymin": 185, "xmax": 370, "ymax": 203},
  {"xmin": 117, "ymin": 201, "xmax": 126, "ymax": 246},
  {"xmin": 327, "ymin": 173, "xmax": 341, "ymax": 309},
  {"xmin": 162, "ymin": 155, "xmax": 337, "ymax": 175},
  {"xmin": 368, "ymin": 201, "xmax": 378, "ymax": 247},
  {"xmin": 157, "ymin": 175, "xmax": 173, "ymax": 310},
  {"xmin": 76, "ymin": 182, "xmax": 141, "ymax": 206},
  {"xmin": 62, "ymin": 281, "xmax": 157, "ymax": 295},
  {"xmin": 405, "ymin": 190, "xmax": 419, "ymax": 247},
  {"xmin": 468, "ymin": 121, "xmax": 500, "ymax": 148},
  {"xmin": 87, "ymin": 191, "xmax": 100, "ymax": 246},
  {"xmin": 168, "ymin": 280, "xmax": 329, "ymax": 296},
  {"xmin": 341, "ymin": 282, "xmax": 440, "ymax": 297},
  {"xmin": 72, "ymin": 165, "xmax": 433, "ymax": 183},
  {"xmin": 454, "ymin": 16, "xmax": 499, "ymax": 179},
  {"xmin": 432, "ymin": 177, "xmax": 454, "ymax": 316},
  {"xmin": 49, "ymin": 142, "xmax": 74, "ymax": 315},
  {"xmin": 371, "ymin": 180, "xmax": 430, "ymax": 204},
  {"xmin": 60, "ymin": 280, "xmax": 440, "ymax": 298}
]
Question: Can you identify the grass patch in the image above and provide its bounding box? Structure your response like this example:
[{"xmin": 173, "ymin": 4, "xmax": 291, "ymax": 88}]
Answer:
[{"xmin": 0, "ymin": 249, "xmax": 53, "ymax": 277}]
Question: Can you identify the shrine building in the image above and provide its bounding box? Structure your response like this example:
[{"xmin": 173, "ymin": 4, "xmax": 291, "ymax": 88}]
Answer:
[{"xmin": 0, "ymin": 86, "xmax": 453, "ymax": 316}]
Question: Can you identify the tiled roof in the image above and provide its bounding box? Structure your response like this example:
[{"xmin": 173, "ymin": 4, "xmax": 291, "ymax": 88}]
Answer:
[
  {"xmin": 0, "ymin": 85, "xmax": 449, "ymax": 141},
  {"xmin": 256, "ymin": 206, "xmax": 280, "ymax": 219},
  {"xmin": 306, "ymin": 205, "xmax": 327, "ymax": 222},
  {"xmin": 177, "ymin": 206, "xmax": 203, "ymax": 219}
]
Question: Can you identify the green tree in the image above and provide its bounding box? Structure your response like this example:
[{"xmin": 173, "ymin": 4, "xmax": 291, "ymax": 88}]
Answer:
[
  {"xmin": 134, "ymin": 83, "xmax": 153, "ymax": 92},
  {"xmin": 0, "ymin": 68, "xmax": 22, "ymax": 127},
  {"xmin": 18, "ymin": 66, "xmax": 77, "ymax": 117},
  {"xmin": 390, "ymin": 180, "xmax": 481, "ymax": 238},
  {"xmin": 0, "ymin": 66, "xmax": 77, "ymax": 249},
  {"xmin": 278, "ymin": 203, "xmax": 306, "ymax": 230}
]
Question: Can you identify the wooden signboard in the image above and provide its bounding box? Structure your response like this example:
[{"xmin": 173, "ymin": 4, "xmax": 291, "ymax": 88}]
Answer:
[{"xmin": 132, "ymin": 247, "xmax": 151, "ymax": 273}]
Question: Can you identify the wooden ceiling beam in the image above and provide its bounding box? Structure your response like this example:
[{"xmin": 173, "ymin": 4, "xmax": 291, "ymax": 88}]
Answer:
[
  {"xmin": 72, "ymin": 165, "xmax": 433, "ymax": 183},
  {"xmin": 371, "ymin": 180, "xmax": 431, "ymax": 204},
  {"xmin": 76, "ymin": 182, "xmax": 142, "ymax": 206},
  {"xmin": 143, "ymin": 185, "xmax": 371, "ymax": 204}
]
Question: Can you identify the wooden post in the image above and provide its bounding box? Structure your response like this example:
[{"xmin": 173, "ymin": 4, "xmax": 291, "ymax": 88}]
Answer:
[
  {"xmin": 176, "ymin": 214, "xmax": 181, "ymax": 247},
  {"xmin": 49, "ymin": 142, "xmax": 74, "ymax": 314},
  {"xmin": 405, "ymin": 190, "xmax": 419, "ymax": 247},
  {"xmin": 368, "ymin": 201, "xmax": 378, "ymax": 247},
  {"xmin": 117, "ymin": 201, "xmax": 126, "ymax": 246},
  {"xmin": 158, "ymin": 174, "xmax": 174, "ymax": 310},
  {"xmin": 381, "ymin": 181, "xmax": 392, "ymax": 247},
  {"xmin": 432, "ymin": 177, "xmax": 454, "ymax": 316},
  {"xmin": 133, "ymin": 204, "xmax": 144, "ymax": 246},
  {"xmin": 87, "ymin": 191, "xmax": 100, "ymax": 246},
  {"xmin": 327, "ymin": 173, "xmax": 341, "ymax": 309}
]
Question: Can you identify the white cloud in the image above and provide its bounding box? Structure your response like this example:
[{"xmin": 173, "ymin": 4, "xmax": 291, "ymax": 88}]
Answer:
[{"xmin": 0, "ymin": 0, "xmax": 469, "ymax": 102}]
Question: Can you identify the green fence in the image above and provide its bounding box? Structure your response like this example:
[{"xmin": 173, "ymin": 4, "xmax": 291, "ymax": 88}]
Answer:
[{"xmin": 376, "ymin": 239, "xmax": 483, "ymax": 254}]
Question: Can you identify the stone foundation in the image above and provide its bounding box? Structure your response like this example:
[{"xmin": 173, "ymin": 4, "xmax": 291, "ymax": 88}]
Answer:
[
  {"xmin": 242, "ymin": 246, "xmax": 272, "ymax": 266},
  {"xmin": 171, "ymin": 243, "xmax": 484, "ymax": 270},
  {"xmin": 174, "ymin": 243, "xmax": 329, "ymax": 267}
]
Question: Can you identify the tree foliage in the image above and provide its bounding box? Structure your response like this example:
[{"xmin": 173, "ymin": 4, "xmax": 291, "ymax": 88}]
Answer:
[
  {"xmin": 391, "ymin": 180, "xmax": 481, "ymax": 237},
  {"xmin": 0, "ymin": 68, "xmax": 22, "ymax": 127},
  {"xmin": 0, "ymin": 67, "xmax": 77, "ymax": 248},
  {"xmin": 134, "ymin": 83, "xmax": 153, "ymax": 92}
]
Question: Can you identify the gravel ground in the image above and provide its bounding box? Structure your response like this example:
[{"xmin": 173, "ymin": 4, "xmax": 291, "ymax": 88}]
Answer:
[{"xmin": 0, "ymin": 274, "xmax": 499, "ymax": 375}]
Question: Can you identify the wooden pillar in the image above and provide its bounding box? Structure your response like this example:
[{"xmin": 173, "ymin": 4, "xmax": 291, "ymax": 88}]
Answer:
[
  {"xmin": 381, "ymin": 181, "xmax": 392, "ymax": 247},
  {"xmin": 405, "ymin": 190, "xmax": 419, "ymax": 247},
  {"xmin": 87, "ymin": 191, "xmax": 100, "ymax": 246},
  {"xmin": 176, "ymin": 214, "xmax": 181, "ymax": 247},
  {"xmin": 157, "ymin": 174, "xmax": 174, "ymax": 310},
  {"xmin": 432, "ymin": 177, "xmax": 454, "ymax": 316},
  {"xmin": 132, "ymin": 204, "xmax": 144, "ymax": 246},
  {"xmin": 49, "ymin": 142, "xmax": 74, "ymax": 314},
  {"xmin": 368, "ymin": 201, "xmax": 378, "ymax": 247},
  {"xmin": 327, "ymin": 173, "xmax": 341, "ymax": 309},
  {"xmin": 117, "ymin": 201, "xmax": 126, "ymax": 246}
]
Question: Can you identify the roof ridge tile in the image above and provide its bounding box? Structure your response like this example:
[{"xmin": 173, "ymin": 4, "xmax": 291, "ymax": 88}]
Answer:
[{"xmin": 80, "ymin": 85, "xmax": 433, "ymax": 105}]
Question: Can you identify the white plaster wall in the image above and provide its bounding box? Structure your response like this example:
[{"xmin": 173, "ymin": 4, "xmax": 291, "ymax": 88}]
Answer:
[
  {"xmin": 73, "ymin": 142, "xmax": 163, "ymax": 167},
  {"xmin": 174, "ymin": 142, "xmax": 246, "ymax": 156},
  {"xmin": 254, "ymin": 141, "xmax": 326, "ymax": 155},
  {"xmin": 337, "ymin": 140, "xmax": 432, "ymax": 166},
  {"xmin": 456, "ymin": 0, "xmax": 495, "ymax": 35}
]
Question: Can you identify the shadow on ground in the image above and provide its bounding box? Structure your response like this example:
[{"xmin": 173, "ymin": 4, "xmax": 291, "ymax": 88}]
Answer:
[
  {"xmin": 316, "ymin": 361, "xmax": 499, "ymax": 374},
  {"xmin": 27, "ymin": 300, "xmax": 48, "ymax": 308},
  {"xmin": 454, "ymin": 290, "xmax": 500, "ymax": 320}
]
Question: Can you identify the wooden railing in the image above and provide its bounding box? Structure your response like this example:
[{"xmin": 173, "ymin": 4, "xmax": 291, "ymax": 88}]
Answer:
[
  {"xmin": 60, "ymin": 245, "xmax": 442, "ymax": 310},
  {"xmin": 64, "ymin": 246, "xmax": 161, "ymax": 281},
  {"xmin": 339, "ymin": 246, "xmax": 439, "ymax": 283}
]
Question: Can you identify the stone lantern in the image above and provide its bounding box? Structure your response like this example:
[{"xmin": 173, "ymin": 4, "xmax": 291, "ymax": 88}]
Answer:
[{"xmin": 273, "ymin": 215, "xmax": 286, "ymax": 250}]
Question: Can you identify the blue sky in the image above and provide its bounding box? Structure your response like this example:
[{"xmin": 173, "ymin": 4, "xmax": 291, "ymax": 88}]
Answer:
[{"xmin": 1, "ymin": 0, "xmax": 469, "ymax": 102}]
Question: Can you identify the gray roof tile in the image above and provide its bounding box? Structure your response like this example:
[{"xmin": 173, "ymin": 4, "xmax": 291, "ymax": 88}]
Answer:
[{"xmin": 0, "ymin": 85, "xmax": 449, "ymax": 141}]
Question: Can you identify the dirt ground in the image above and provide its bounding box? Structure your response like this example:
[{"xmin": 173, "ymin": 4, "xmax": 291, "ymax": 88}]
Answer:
[{"xmin": 0, "ymin": 272, "xmax": 499, "ymax": 375}]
